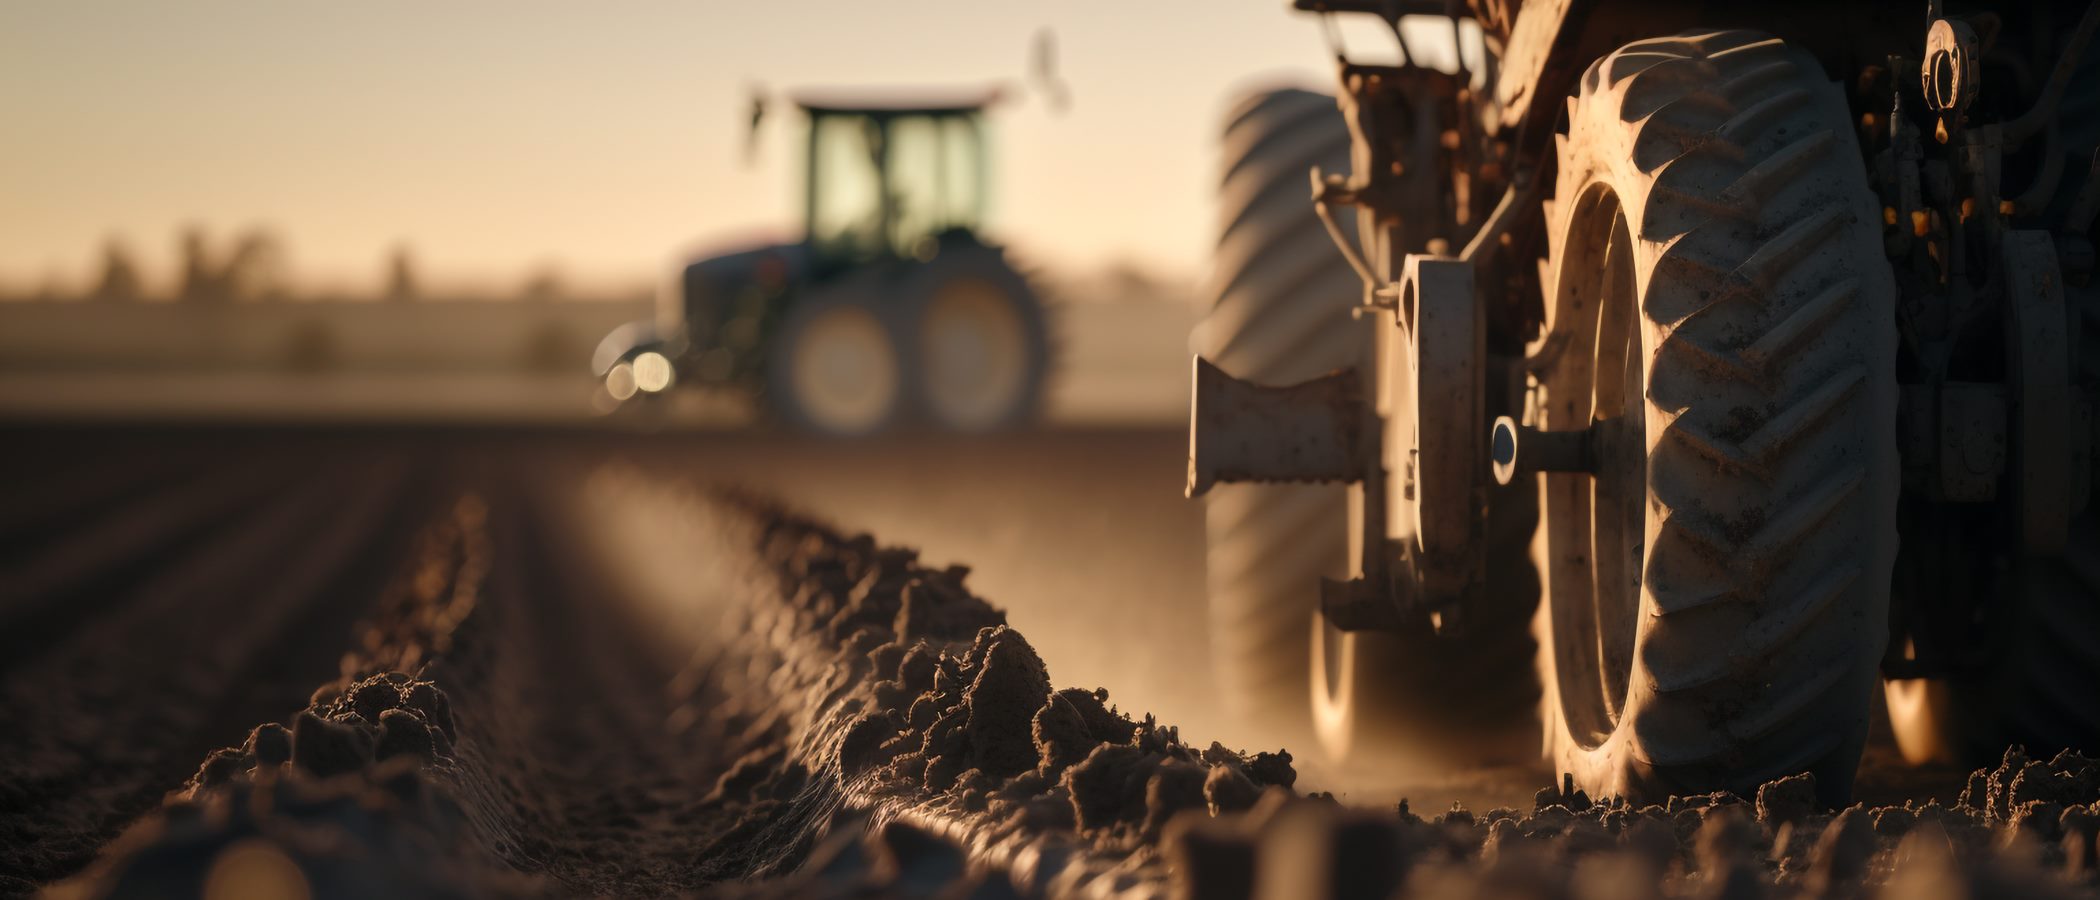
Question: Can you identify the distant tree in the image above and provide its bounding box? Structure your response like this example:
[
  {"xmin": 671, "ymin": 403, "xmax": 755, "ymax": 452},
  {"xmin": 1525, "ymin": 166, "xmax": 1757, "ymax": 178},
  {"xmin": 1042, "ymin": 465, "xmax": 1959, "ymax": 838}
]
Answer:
[
  {"xmin": 178, "ymin": 226, "xmax": 290, "ymax": 303},
  {"xmin": 30, "ymin": 270, "xmax": 66, "ymax": 302},
  {"xmin": 1101, "ymin": 261, "xmax": 1162, "ymax": 303},
  {"xmin": 521, "ymin": 265, "xmax": 565, "ymax": 302},
  {"xmin": 222, "ymin": 229, "xmax": 289, "ymax": 301},
  {"xmin": 385, "ymin": 244, "xmax": 418, "ymax": 301},
  {"xmin": 90, "ymin": 237, "xmax": 144, "ymax": 302},
  {"xmin": 178, "ymin": 225, "xmax": 223, "ymax": 304},
  {"xmin": 1047, "ymin": 260, "xmax": 1194, "ymax": 306}
]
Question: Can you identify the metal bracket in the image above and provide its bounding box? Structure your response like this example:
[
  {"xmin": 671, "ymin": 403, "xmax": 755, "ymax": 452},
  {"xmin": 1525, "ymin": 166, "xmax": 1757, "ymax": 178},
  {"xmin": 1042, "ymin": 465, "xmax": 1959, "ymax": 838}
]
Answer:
[
  {"xmin": 1187, "ymin": 357, "xmax": 1369, "ymax": 497},
  {"xmin": 1389, "ymin": 255, "xmax": 1485, "ymax": 567},
  {"xmin": 1320, "ymin": 569, "xmax": 1411, "ymax": 632},
  {"xmin": 1922, "ymin": 18, "xmax": 1981, "ymax": 122},
  {"xmin": 1488, "ymin": 415, "xmax": 1596, "ymax": 484}
]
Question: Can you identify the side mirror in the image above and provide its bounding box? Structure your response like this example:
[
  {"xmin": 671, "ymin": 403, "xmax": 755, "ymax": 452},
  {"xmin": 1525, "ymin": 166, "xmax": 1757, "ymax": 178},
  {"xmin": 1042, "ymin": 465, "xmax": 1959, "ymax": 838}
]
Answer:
[
  {"xmin": 743, "ymin": 83, "xmax": 768, "ymax": 167},
  {"xmin": 1028, "ymin": 28, "xmax": 1071, "ymax": 115}
]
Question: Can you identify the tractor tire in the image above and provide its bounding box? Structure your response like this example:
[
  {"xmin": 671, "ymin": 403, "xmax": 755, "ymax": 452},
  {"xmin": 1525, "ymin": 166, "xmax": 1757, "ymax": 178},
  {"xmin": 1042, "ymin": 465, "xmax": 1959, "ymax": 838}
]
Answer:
[
  {"xmin": 1984, "ymin": 515, "xmax": 2100, "ymax": 753},
  {"xmin": 1194, "ymin": 88, "xmax": 1365, "ymax": 750},
  {"xmin": 1885, "ymin": 514, "xmax": 2100, "ymax": 764},
  {"xmin": 905, "ymin": 246, "xmax": 1050, "ymax": 433},
  {"xmin": 765, "ymin": 287, "xmax": 907, "ymax": 438},
  {"xmin": 1531, "ymin": 31, "xmax": 1899, "ymax": 804}
]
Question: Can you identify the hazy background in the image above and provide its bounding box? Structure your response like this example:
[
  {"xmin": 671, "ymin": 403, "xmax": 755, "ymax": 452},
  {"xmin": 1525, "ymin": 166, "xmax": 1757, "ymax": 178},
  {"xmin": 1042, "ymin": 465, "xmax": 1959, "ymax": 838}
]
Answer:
[{"xmin": 0, "ymin": 1, "xmax": 1413, "ymax": 299}]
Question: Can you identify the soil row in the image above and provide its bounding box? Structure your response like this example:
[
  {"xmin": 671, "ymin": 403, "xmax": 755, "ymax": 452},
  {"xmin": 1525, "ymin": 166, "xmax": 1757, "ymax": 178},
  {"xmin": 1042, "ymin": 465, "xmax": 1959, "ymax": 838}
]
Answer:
[{"xmin": 48, "ymin": 484, "xmax": 2100, "ymax": 899}]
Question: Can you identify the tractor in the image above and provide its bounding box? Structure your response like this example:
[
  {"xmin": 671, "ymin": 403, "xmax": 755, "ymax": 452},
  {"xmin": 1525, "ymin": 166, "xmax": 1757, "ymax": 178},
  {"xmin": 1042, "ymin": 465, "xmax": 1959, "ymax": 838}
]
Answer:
[
  {"xmin": 595, "ymin": 88, "xmax": 1049, "ymax": 436},
  {"xmin": 1191, "ymin": 0, "xmax": 2099, "ymax": 805}
]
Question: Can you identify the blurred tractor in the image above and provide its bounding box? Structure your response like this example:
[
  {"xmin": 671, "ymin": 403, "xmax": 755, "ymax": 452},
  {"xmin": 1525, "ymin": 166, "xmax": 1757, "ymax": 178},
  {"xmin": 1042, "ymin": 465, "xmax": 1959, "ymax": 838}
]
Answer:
[
  {"xmin": 1192, "ymin": 0, "xmax": 2100, "ymax": 805},
  {"xmin": 596, "ymin": 89, "xmax": 1049, "ymax": 435}
]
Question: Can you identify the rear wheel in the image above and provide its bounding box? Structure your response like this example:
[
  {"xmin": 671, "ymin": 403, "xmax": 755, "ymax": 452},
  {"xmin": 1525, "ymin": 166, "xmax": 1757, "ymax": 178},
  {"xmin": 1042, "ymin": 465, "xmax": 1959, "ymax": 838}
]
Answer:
[
  {"xmin": 907, "ymin": 249, "xmax": 1048, "ymax": 432},
  {"xmin": 767, "ymin": 295, "xmax": 904, "ymax": 437},
  {"xmin": 1533, "ymin": 31, "xmax": 1899, "ymax": 803}
]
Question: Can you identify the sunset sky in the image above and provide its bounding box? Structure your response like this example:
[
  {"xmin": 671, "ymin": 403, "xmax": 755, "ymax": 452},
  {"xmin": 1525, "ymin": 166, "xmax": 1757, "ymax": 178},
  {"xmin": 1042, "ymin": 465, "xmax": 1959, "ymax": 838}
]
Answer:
[{"xmin": 0, "ymin": 2, "xmax": 1457, "ymax": 298}]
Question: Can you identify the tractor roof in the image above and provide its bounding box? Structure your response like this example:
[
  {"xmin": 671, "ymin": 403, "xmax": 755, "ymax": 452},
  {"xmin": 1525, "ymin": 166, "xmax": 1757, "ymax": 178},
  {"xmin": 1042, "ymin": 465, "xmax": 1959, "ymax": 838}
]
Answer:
[{"xmin": 791, "ymin": 85, "xmax": 1003, "ymax": 116}]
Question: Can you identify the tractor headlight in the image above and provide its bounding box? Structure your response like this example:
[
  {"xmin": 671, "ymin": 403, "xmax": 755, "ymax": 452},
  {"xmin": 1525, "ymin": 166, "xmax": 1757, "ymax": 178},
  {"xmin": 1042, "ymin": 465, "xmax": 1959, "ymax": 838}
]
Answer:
[
  {"xmin": 605, "ymin": 361, "xmax": 638, "ymax": 401},
  {"xmin": 633, "ymin": 351, "xmax": 674, "ymax": 393}
]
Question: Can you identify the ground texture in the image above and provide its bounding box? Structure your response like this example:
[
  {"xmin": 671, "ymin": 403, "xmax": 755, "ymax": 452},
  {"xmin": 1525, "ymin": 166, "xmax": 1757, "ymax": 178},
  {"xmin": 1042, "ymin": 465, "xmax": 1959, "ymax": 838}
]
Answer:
[{"xmin": 2, "ymin": 427, "xmax": 2096, "ymax": 899}]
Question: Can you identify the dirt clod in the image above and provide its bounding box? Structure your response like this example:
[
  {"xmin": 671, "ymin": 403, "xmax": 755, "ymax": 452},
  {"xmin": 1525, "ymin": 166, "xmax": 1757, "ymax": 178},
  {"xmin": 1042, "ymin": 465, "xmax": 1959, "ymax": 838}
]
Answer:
[
  {"xmin": 245, "ymin": 722, "xmax": 292, "ymax": 767},
  {"xmin": 375, "ymin": 707, "xmax": 436, "ymax": 761},
  {"xmin": 289, "ymin": 709, "xmax": 372, "ymax": 778},
  {"xmin": 1757, "ymin": 772, "xmax": 1819, "ymax": 826},
  {"xmin": 1204, "ymin": 761, "xmax": 1261, "ymax": 815}
]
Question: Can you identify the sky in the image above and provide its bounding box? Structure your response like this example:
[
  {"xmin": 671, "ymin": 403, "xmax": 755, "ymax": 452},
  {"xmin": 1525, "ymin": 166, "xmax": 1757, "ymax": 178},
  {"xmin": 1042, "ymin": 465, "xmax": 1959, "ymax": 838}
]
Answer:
[{"xmin": 0, "ymin": 2, "xmax": 1446, "ymax": 297}]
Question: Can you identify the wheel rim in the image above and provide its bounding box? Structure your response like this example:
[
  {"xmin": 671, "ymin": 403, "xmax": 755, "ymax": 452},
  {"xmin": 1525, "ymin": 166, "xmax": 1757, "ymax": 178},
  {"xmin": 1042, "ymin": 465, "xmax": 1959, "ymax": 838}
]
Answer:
[
  {"xmin": 920, "ymin": 277, "xmax": 1029, "ymax": 430},
  {"xmin": 1552, "ymin": 189, "xmax": 1645, "ymax": 750},
  {"xmin": 788, "ymin": 304, "xmax": 899, "ymax": 435}
]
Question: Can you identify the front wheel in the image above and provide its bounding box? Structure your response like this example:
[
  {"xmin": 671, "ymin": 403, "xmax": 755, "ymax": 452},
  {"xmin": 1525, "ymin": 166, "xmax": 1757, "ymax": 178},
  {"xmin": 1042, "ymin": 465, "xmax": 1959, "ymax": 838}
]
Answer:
[
  {"xmin": 1531, "ymin": 30, "xmax": 1899, "ymax": 804},
  {"xmin": 766, "ymin": 294, "xmax": 906, "ymax": 437}
]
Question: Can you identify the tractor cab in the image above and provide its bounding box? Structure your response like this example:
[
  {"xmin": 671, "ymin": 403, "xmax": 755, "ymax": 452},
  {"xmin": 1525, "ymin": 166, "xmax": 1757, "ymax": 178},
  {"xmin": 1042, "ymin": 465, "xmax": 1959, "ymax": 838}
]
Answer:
[{"xmin": 796, "ymin": 89, "xmax": 997, "ymax": 267}]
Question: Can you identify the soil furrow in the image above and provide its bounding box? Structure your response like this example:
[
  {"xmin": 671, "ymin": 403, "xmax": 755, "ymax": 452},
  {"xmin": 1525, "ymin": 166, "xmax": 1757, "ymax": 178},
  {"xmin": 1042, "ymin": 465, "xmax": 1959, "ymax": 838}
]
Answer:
[
  {"xmin": 0, "ymin": 454, "xmax": 310, "ymax": 654},
  {"xmin": 0, "ymin": 455, "xmax": 419, "ymax": 892},
  {"xmin": 7, "ymin": 436, "xmax": 2099, "ymax": 900},
  {"xmin": 0, "ymin": 441, "xmax": 233, "ymax": 556}
]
